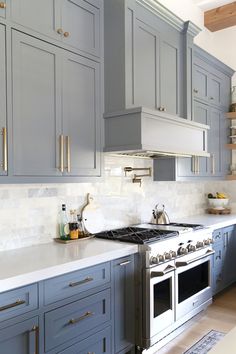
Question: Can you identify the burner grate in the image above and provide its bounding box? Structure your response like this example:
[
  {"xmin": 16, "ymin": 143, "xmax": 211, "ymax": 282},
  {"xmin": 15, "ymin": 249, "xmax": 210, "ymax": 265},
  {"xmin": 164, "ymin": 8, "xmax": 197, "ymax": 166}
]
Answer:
[{"xmin": 95, "ymin": 227, "xmax": 178, "ymax": 244}]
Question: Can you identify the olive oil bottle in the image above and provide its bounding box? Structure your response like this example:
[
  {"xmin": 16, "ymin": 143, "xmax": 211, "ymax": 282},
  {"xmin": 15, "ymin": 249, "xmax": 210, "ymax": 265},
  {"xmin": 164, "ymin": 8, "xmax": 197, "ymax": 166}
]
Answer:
[{"xmin": 59, "ymin": 204, "xmax": 70, "ymax": 240}]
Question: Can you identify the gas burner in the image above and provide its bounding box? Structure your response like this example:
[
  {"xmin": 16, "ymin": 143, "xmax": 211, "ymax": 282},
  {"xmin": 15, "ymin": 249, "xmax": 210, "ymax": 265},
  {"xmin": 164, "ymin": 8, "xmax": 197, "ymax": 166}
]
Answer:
[
  {"xmin": 94, "ymin": 227, "xmax": 178, "ymax": 244},
  {"xmin": 161, "ymin": 223, "xmax": 204, "ymax": 231}
]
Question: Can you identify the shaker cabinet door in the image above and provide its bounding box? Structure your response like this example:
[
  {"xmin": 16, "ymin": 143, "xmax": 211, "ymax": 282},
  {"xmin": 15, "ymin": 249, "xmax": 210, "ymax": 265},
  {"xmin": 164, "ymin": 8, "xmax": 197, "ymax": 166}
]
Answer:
[
  {"xmin": 0, "ymin": 317, "xmax": 39, "ymax": 354},
  {"xmin": 61, "ymin": 51, "xmax": 101, "ymax": 176},
  {"xmin": 193, "ymin": 61, "xmax": 208, "ymax": 102},
  {"xmin": 208, "ymin": 108, "xmax": 222, "ymax": 177},
  {"xmin": 61, "ymin": 0, "xmax": 101, "ymax": 57},
  {"xmin": 134, "ymin": 19, "xmax": 160, "ymax": 110},
  {"xmin": 10, "ymin": 0, "xmax": 60, "ymax": 40},
  {"xmin": 160, "ymin": 37, "xmax": 180, "ymax": 116},
  {"xmin": 12, "ymin": 31, "xmax": 62, "ymax": 176},
  {"xmin": 0, "ymin": 24, "xmax": 7, "ymax": 176}
]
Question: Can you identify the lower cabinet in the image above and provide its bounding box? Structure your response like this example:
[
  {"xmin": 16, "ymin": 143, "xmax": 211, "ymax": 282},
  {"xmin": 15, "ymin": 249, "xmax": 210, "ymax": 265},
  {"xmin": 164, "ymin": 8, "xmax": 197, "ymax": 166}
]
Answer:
[
  {"xmin": 0, "ymin": 257, "xmax": 136, "ymax": 354},
  {"xmin": 0, "ymin": 317, "xmax": 39, "ymax": 354},
  {"xmin": 212, "ymin": 225, "xmax": 236, "ymax": 295},
  {"xmin": 112, "ymin": 255, "xmax": 135, "ymax": 354},
  {"xmin": 58, "ymin": 327, "xmax": 112, "ymax": 354}
]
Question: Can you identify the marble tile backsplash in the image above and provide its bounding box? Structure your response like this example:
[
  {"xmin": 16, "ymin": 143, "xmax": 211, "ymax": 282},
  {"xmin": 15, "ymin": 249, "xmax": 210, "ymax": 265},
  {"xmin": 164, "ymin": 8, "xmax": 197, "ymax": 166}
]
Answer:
[{"xmin": 0, "ymin": 155, "xmax": 235, "ymax": 251}]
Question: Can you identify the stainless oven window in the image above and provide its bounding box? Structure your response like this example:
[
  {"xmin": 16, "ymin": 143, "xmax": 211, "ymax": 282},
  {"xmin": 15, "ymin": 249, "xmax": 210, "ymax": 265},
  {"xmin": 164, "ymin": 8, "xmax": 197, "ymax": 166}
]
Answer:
[
  {"xmin": 154, "ymin": 278, "xmax": 172, "ymax": 317},
  {"xmin": 178, "ymin": 260, "xmax": 209, "ymax": 303}
]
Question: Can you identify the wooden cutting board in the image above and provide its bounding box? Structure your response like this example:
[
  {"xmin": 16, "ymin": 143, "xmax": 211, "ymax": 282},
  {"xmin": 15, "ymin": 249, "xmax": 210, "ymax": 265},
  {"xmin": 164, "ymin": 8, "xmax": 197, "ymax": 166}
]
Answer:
[{"xmin": 81, "ymin": 193, "xmax": 105, "ymax": 234}]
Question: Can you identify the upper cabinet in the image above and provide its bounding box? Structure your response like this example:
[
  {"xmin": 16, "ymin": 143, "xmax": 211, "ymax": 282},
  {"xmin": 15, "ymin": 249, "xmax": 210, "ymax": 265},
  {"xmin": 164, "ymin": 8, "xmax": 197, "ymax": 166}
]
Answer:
[
  {"xmin": 11, "ymin": 30, "xmax": 101, "ymax": 179},
  {"xmin": 193, "ymin": 47, "xmax": 232, "ymax": 110},
  {"xmin": 10, "ymin": 0, "xmax": 102, "ymax": 58},
  {"xmin": 133, "ymin": 7, "xmax": 182, "ymax": 115},
  {"xmin": 0, "ymin": 0, "xmax": 103, "ymax": 183},
  {"xmin": 0, "ymin": 24, "xmax": 7, "ymax": 176},
  {"xmin": 104, "ymin": 0, "xmax": 185, "ymax": 116}
]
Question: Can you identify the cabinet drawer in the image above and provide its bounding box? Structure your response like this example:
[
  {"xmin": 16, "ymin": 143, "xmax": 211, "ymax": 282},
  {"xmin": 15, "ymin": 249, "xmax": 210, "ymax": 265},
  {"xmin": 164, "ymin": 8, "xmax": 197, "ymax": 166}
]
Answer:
[
  {"xmin": 212, "ymin": 229, "xmax": 222, "ymax": 244},
  {"xmin": 43, "ymin": 262, "xmax": 110, "ymax": 305},
  {"xmin": 58, "ymin": 326, "xmax": 111, "ymax": 354},
  {"xmin": 213, "ymin": 268, "xmax": 224, "ymax": 295},
  {"xmin": 45, "ymin": 289, "xmax": 111, "ymax": 351},
  {"xmin": 0, "ymin": 284, "xmax": 38, "ymax": 322}
]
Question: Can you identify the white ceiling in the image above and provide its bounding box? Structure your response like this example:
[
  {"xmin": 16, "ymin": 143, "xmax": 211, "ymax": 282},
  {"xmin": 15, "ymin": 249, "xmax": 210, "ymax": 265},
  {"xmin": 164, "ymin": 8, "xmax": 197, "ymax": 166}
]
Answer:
[{"xmin": 193, "ymin": 0, "xmax": 233, "ymax": 11}]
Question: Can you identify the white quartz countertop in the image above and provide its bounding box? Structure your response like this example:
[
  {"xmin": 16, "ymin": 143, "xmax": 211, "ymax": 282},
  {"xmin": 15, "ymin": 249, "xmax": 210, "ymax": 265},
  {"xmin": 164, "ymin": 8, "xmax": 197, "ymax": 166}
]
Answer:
[
  {"xmin": 174, "ymin": 214, "xmax": 236, "ymax": 231},
  {"xmin": 0, "ymin": 239, "xmax": 138, "ymax": 293},
  {"xmin": 209, "ymin": 327, "xmax": 236, "ymax": 353}
]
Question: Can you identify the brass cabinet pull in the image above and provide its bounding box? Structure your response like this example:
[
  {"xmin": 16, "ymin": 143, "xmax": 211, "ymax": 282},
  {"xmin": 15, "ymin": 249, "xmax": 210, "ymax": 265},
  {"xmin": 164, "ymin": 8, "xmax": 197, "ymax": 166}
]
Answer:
[
  {"xmin": 1, "ymin": 127, "xmax": 7, "ymax": 172},
  {"xmin": 0, "ymin": 2, "xmax": 6, "ymax": 9},
  {"xmin": 119, "ymin": 260, "xmax": 131, "ymax": 266},
  {"xmin": 66, "ymin": 136, "xmax": 71, "ymax": 173},
  {"xmin": 69, "ymin": 276, "xmax": 93, "ymax": 287},
  {"xmin": 59, "ymin": 135, "xmax": 64, "ymax": 173},
  {"xmin": 68, "ymin": 311, "xmax": 94, "ymax": 325},
  {"xmin": 57, "ymin": 28, "xmax": 63, "ymax": 35},
  {"xmin": 211, "ymin": 153, "xmax": 215, "ymax": 175},
  {"xmin": 0, "ymin": 299, "xmax": 26, "ymax": 312},
  {"xmin": 64, "ymin": 32, "xmax": 70, "ymax": 38},
  {"xmin": 31, "ymin": 325, "xmax": 39, "ymax": 354},
  {"xmin": 197, "ymin": 156, "xmax": 200, "ymax": 175},
  {"xmin": 192, "ymin": 156, "xmax": 198, "ymax": 174}
]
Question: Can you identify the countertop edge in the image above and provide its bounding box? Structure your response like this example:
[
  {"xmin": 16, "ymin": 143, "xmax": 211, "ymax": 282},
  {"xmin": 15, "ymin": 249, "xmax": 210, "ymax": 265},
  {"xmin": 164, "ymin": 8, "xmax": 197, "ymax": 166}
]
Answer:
[{"xmin": 0, "ymin": 245, "xmax": 138, "ymax": 293}]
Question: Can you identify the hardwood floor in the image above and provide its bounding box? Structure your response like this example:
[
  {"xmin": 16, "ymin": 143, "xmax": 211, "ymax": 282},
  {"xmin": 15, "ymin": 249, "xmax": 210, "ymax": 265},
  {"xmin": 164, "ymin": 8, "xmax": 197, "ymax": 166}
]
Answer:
[{"xmin": 157, "ymin": 284, "xmax": 236, "ymax": 354}]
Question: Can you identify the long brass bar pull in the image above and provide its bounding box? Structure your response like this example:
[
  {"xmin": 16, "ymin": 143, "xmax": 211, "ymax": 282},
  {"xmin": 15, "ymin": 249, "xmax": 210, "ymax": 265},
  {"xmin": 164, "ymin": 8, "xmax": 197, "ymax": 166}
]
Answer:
[
  {"xmin": 59, "ymin": 135, "xmax": 64, "ymax": 173},
  {"xmin": 2, "ymin": 127, "xmax": 7, "ymax": 172},
  {"xmin": 191, "ymin": 156, "xmax": 195, "ymax": 174},
  {"xmin": 68, "ymin": 311, "xmax": 94, "ymax": 325},
  {"xmin": 0, "ymin": 299, "xmax": 26, "ymax": 312},
  {"xmin": 69, "ymin": 276, "xmax": 93, "ymax": 287},
  {"xmin": 211, "ymin": 154, "xmax": 215, "ymax": 175},
  {"xmin": 31, "ymin": 326, "xmax": 39, "ymax": 354},
  {"xmin": 66, "ymin": 136, "xmax": 71, "ymax": 173},
  {"xmin": 119, "ymin": 260, "xmax": 131, "ymax": 266}
]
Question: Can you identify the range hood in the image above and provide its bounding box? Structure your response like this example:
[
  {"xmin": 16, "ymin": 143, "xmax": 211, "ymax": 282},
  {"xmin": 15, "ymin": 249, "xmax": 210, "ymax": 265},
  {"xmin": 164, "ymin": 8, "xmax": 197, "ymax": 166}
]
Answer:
[{"xmin": 104, "ymin": 107, "xmax": 210, "ymax": 158}]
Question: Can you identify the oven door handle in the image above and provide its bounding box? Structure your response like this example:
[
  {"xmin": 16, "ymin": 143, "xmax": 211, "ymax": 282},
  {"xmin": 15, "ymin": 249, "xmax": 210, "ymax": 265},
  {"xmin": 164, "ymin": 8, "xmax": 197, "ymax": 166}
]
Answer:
[
  {"xmin": 175, "ymin": 249, "xmax": 215, "ymax": 267},
  {"xmin": 151, "ymin": 265, "xmax": 176, "ymax": 277}
]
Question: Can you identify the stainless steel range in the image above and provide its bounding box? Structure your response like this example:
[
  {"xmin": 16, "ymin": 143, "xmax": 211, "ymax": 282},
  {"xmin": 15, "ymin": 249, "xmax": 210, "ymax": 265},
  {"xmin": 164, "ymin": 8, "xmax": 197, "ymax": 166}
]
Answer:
[{"xmin": 95, "ymin": 222, "xmax": 214, "ymax": 351}]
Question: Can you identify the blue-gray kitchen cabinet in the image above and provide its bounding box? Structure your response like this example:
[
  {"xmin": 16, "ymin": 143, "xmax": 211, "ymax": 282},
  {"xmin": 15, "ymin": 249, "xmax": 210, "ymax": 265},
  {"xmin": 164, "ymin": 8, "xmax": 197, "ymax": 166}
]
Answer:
[
  {"xmin": 57, "ymin": 326, "xmax": 112, "ymax": 354},
  {"xmin": 112, "ymin": 255, "xmax": 135, "ymax": 354},
  {"xmin": 212, "ymin": 226, "xmax": 236, "ymax": 295},
  {"xmin": 61, "ymin": 50, "xmax": 101, "ymax": 177},
  {"xmin": 104, "ymin": 0, "xmax": 183, "ymax": 117},
  {"xmin": 44, "ymin": 289, "xmax": 111, "ymax": 351},
  {"xmin": 11, "ymin": 30, "xmax": 62, "ymax": 177},
  {"xmin": 10, "ymin": 0, "xmax": 102, "ymax": 58},
  {"xmin": 11, "ymin": 30, "xmax": 101, "ymax": 179},
  {"xmin": 0, "ymin": 24, "xmax": 7, "ymax": 176},
  {"xmin": 192, "ymin": 47, "xmax": 232, "ymax": 110},
  {"xmin": 0, "ymin": 316, "xmax": 39, "ymax": 354}
]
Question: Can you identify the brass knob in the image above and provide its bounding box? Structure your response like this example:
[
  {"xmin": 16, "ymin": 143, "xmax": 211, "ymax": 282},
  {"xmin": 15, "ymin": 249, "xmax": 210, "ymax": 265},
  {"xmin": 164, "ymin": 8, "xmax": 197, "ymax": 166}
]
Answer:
[
  {"xmin": 64, "ymin": 31, "xmax": 70, "ymax": 38},
  {"xmin": 0, "ymin": 2, "xmax": 6, "ymax": 9},
  {"xmin": 57, "ymin": 28, "xmax": 63, "ymax": 35}
]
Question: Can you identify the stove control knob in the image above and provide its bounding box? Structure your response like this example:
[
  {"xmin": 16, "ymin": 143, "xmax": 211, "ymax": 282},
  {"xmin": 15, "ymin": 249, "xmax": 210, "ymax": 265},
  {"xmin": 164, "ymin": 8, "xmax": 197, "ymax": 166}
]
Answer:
[
  {"xmin": 164, "ymin": 252, "xmax": 172, "ymax": 260},
  {"xmin": 204, "ymin": 239, "xmax": 211, "ymax": 246},
  {"xmin": 178, "ymin": 247, "xmax": 188, "ymax": 255},
  {"xmin": 170, "ymin": 250, "xmax": 177, "ymax": 258},
  {"xmin": 187, "ymin": 244, "xmax": 196, "ymax": 252},
  {"xmin": 196, "ymin": 241, "xmax": 204, "ymax": 248},
  {"xmin": 159, "ymin": 254, "xmax": 166, "ymax": 262},
  {"xmin": 150, "ymin": 256, "xmax": 159, "ymax": 265}
]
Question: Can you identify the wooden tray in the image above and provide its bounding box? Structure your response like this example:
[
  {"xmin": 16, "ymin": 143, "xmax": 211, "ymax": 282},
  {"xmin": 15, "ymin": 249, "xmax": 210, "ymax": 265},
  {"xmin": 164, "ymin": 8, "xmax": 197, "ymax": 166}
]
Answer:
[
  {"xmin": 54, "ymin": 235, "xmax": 94, "ymax": 244},
  {"xmin": 206, "ymin": 208, "xmax": 231, "ymax": 215}
]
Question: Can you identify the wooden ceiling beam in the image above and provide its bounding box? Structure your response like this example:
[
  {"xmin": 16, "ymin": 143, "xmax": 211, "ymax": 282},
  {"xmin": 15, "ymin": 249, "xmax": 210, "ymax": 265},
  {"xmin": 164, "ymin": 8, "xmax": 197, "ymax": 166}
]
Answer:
[{"xmin": 204, "ymin": 1, "xmax": 236, "ymax": 31}]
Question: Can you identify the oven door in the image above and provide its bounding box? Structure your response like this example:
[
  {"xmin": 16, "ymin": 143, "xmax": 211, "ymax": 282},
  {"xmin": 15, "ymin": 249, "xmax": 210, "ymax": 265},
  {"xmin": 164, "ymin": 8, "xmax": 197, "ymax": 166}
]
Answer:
[
  {"xmin": 144, "ymin": 262, "xmax": 175, "ymax": 340},
  {"xmin": 175, "ymin": 249, "xmax": 214, "ymax": 320}
]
